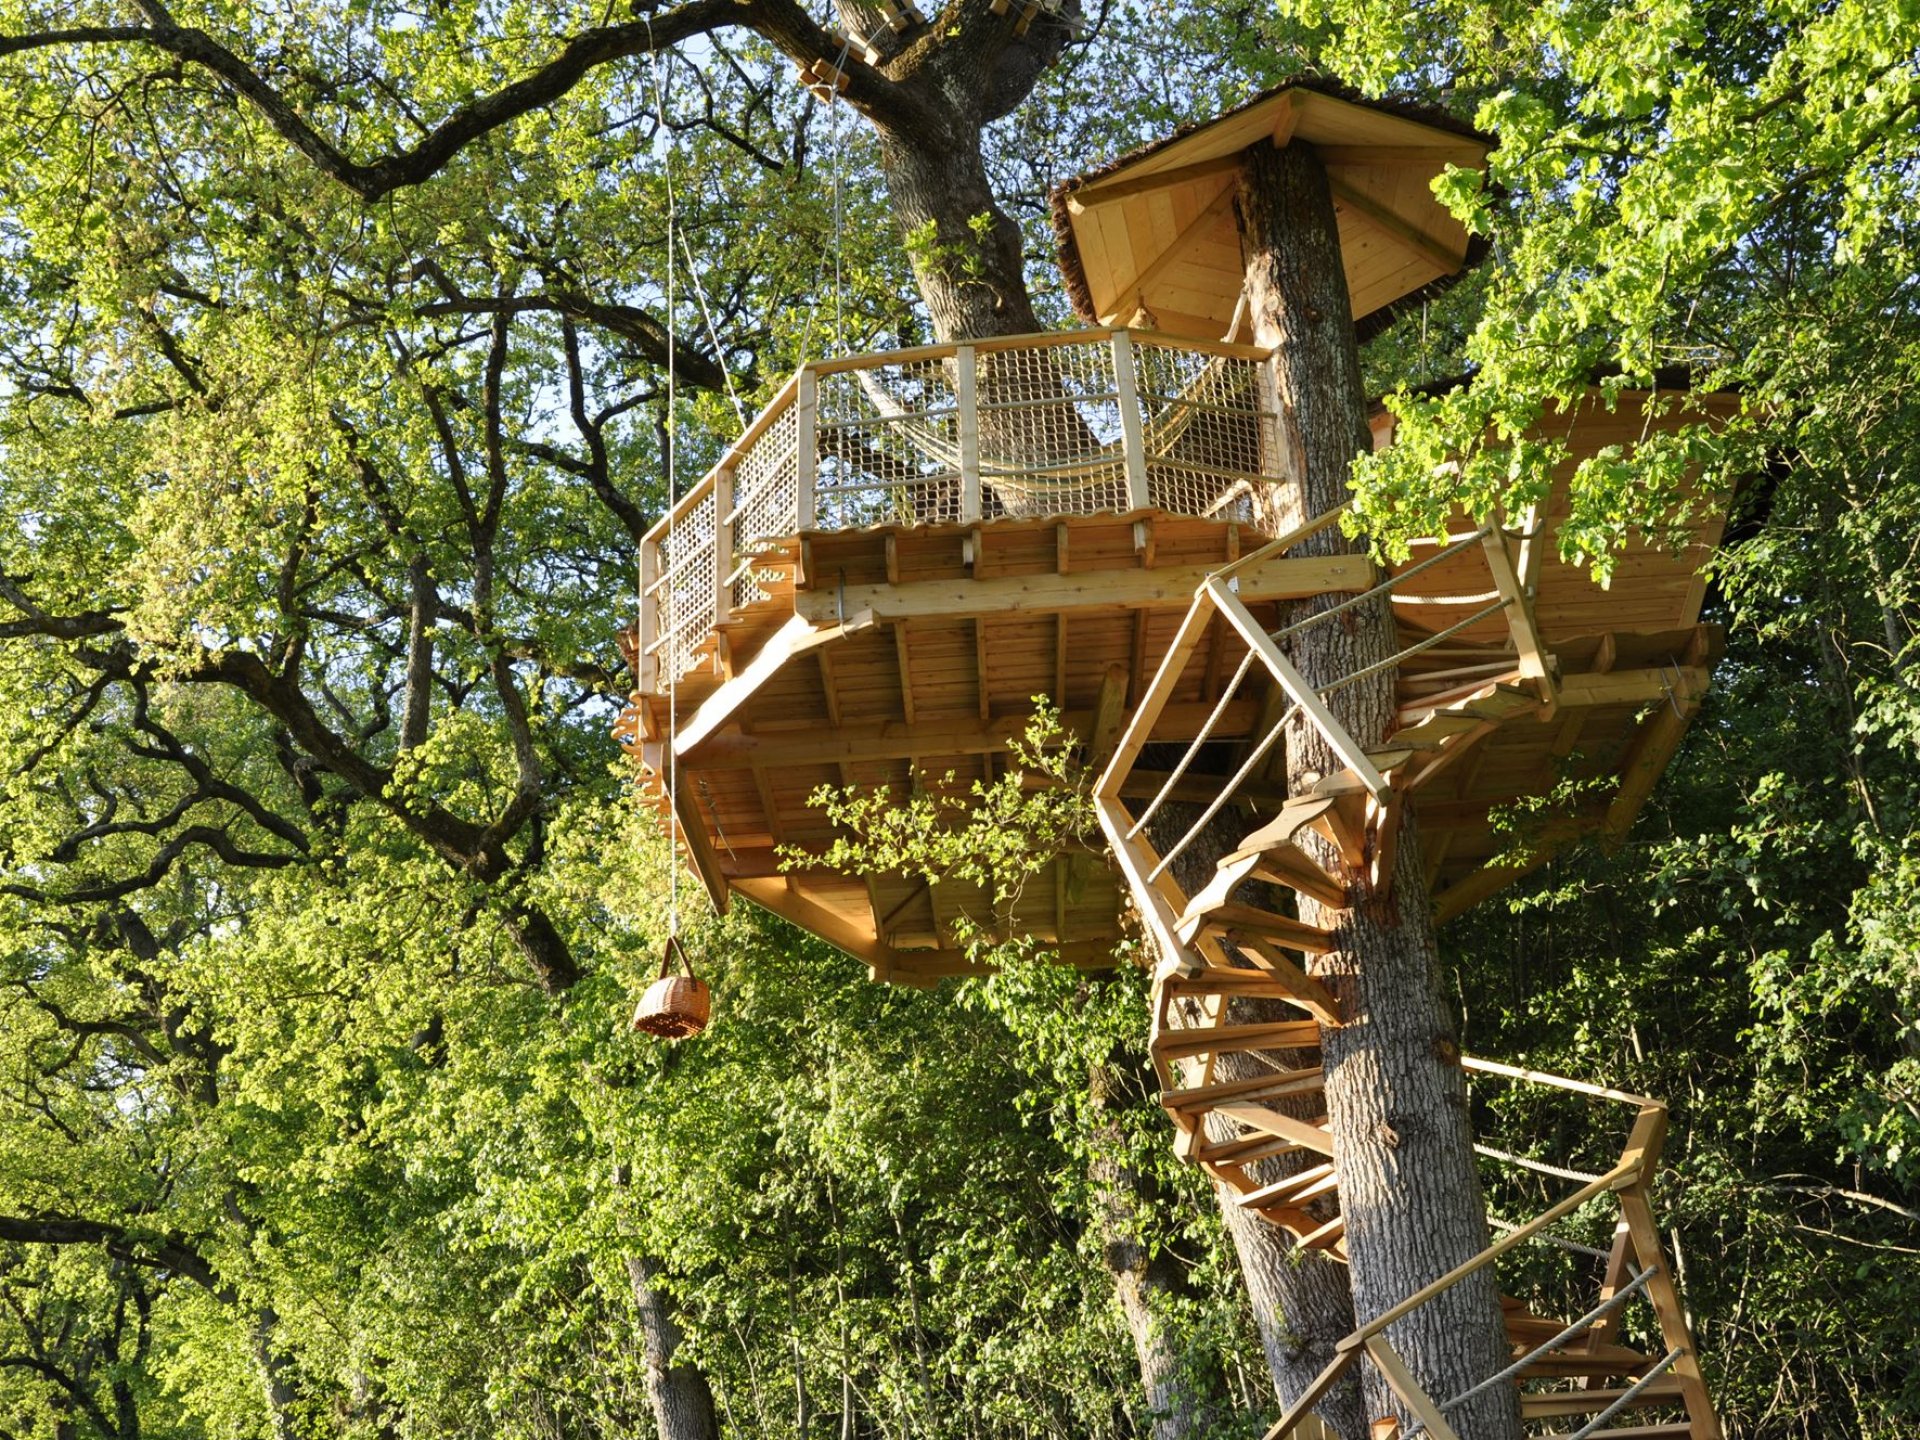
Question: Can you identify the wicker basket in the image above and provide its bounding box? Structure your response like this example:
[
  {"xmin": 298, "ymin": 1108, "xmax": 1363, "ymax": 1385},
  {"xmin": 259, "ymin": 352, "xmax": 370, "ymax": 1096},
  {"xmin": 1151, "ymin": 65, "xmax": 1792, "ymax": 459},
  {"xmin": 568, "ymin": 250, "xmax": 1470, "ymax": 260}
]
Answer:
[{"xmin": 631, "ymin": 937, "xmax": 710, "ymax": 1039}]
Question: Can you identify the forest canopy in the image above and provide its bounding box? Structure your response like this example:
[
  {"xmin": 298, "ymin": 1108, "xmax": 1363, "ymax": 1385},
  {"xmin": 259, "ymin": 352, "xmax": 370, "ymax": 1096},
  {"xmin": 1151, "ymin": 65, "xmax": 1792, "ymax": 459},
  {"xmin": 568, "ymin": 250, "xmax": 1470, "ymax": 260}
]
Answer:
[{"xmin": 0, "ymin": 2, "xmax": 1916, "ymax": 1439}]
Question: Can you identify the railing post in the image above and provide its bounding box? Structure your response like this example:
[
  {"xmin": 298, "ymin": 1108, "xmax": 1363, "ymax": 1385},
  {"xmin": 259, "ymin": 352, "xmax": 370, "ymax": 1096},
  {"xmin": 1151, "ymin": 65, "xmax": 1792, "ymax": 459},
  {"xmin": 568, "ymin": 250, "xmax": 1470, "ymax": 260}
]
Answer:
[
  {"xmin": 711, "ymin": 468, "xmax": 734, "ymax": 629},
  {"xmin": 795, "ymin": 366, "xmax": 818, "ymax": 530},
  {"xmin": 637, "ymin": 537, "xmax": 661, "ymax": 696},
  {"xmin": 1112, "ymin": 330, "xmax": 1151, "ymax": 512},
  {"xmin": 955, "ymin": 343, "xmax": 981, "ymax": 524}
]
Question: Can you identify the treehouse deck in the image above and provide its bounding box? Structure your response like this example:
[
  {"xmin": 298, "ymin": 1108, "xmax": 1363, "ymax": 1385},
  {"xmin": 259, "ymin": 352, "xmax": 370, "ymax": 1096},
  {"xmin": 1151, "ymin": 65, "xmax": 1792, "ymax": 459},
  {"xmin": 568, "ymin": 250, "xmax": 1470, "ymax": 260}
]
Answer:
[{"xmin": 616, "ymin": 326, "xmax": 1738, "ymax": 984}]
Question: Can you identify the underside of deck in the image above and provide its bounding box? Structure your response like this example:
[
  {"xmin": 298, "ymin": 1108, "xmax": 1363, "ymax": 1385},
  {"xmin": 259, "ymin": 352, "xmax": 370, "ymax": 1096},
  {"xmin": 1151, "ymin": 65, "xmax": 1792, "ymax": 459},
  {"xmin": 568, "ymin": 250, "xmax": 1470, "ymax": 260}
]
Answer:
[{"xmin": 623, "ymin": 383, "xmax": 1733, "ymax": 984}]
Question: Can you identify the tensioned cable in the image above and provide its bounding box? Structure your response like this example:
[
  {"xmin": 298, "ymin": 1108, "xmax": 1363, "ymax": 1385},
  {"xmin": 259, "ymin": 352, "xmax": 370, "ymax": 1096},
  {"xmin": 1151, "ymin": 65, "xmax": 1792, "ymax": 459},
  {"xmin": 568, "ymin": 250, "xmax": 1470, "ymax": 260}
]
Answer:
[{"xmin": 678, "ymin": 228, "xmax": 748, "ymax": 432}]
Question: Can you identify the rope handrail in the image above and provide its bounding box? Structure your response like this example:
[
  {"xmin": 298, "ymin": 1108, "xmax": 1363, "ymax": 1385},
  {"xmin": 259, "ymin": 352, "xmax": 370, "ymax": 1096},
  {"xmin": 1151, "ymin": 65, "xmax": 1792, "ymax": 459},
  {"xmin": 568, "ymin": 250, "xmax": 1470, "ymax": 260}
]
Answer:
[
  {"xmin": 1400, "ymin": 1269, "xmax": 1658, "ymax": 1438},
  {"xmin": 1559, "ymin": 1350, "xmax": 1685, "ymax": 1440},
  {"xmin": 1146, "ymin": 701, "xmax": 1302, "ymax": 882},
  {"xmin": 1317, "ymin": 599, "xmax": 1510, "ymax": 700},
  {"xmin": 1126, "ymin": 650, "xmax": 1260, "ymax": 840}
]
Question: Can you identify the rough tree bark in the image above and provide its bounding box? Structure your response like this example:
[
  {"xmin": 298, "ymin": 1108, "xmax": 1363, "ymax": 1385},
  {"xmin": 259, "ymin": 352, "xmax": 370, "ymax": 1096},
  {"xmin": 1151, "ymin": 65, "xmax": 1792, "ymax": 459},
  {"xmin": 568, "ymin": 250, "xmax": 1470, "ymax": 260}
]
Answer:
[
  {"xmin": 1087, "ymin": 1054, "xmax": 1229, "ymax": 1440},
  {"xmin": 1236, "ymin": 138, "xmax": 1519, "ymax": 1437},
  {"xmin": 627, "ymin": 1255, "xmax": 723, "ymax": 1440}
]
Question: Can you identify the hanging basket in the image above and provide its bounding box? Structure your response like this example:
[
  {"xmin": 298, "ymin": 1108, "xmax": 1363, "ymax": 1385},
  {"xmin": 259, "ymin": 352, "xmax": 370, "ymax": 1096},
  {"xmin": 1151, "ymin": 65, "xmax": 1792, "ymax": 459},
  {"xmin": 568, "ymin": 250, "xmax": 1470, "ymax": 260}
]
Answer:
[{"xmin": 631, "ymin": 936, "xmax": 710, "ymax": 1039}]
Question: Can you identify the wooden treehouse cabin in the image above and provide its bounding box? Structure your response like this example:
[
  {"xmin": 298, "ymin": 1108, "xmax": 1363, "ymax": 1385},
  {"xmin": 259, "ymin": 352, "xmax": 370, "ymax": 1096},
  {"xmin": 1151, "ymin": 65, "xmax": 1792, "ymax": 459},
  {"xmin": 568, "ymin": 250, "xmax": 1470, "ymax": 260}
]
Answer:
[{"xmin": 620, "ymin": 82, "xmax": 1728, "ymax": 1440}]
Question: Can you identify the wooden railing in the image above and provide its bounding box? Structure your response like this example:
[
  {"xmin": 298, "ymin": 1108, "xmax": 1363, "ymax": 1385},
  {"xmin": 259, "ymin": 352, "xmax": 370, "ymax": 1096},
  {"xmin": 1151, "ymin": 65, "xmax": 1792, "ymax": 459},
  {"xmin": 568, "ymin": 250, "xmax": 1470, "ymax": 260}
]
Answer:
[
  {"xmin": 1262, "ymin": 1059, "xmax": 1720, "ymax": 1440},
  {"xmin": 635, "ymin": 327, "xmax": 1284, "ymax": 692}
]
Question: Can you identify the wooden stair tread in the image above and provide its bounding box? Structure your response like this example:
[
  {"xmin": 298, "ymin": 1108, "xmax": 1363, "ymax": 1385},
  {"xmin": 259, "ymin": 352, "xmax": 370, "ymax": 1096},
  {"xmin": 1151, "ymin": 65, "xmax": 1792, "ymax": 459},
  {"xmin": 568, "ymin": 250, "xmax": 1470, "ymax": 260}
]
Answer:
[
  {"xmin": 1194, "ymin": 1133, "xmax": 1307, "ymax": 1166},
  {"xmin": 1192, "ymin": 902, "xmax": 1335, "ymax": 953},
  {"xmin": 1211, "ymin": 1103, "xmax": 1337, "ymax": 1155},
  {"xmin": 1151, "ymin": 1018, "xmax": 1322, "ymax": 1059},
  {"xmin": 1296, "ymin": 1214, "xmax": 1346, "ymax": 1250},
  {"xmin": 1518, "ymin": 1343, "xmax": 1658, "ymax": 1378},
  {"xmin": 1311, "ymin": 747, "xmax": 1413, "ymax": 796},
  {"xmin": 1396, "ymin": 679, "xmax": 1537, "ymax": 729},
  {"xmin": 1519, "ymin": 1381, "xmax": 1687, "ymax": 1418},
  {"xmin": 1175, "ymin": 851, "xmax": 1265, "ymax": 935},
  {"xmin": 1532, "ymin": 1426, "xmax": 1691, "ymax": 1440},
  {"xmin": 1232, "ymin": 795, "xmax": 1336, "ymax": 856},
  {"xmin": 1235, "ymin": 1161, "xmax": 1336, "ymax": 1209},
  {"xmin": 1160, "ymin": 968, "xmax": 1320, "ymax": 1000},
  {"xmin": 1163, "ymin": 1067, "xmax": 1325, "ymax": 1114}
]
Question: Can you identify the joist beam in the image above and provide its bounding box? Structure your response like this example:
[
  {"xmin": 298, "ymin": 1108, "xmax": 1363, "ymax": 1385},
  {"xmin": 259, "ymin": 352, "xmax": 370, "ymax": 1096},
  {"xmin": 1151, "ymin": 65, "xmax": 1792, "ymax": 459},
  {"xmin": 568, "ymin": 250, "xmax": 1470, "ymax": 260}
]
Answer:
[
  {"xmin": 1085, "ymin": 663, "xmax": 1129, "ymax": 768},
  {"xmin": 1559, "ymin": 665, "xmax": 1709, "ymax": 710},
  {"xmin": 694, "ymin": 698, "xmax": 1262, "ymax": 771},
  {"xmin": 735, "ymin": 876, "xmax": 898, "ymax": 980},
  {"xmin": 674, "ymin": 611, "xmax": 874, "ymax": 756},
  {"xmin": 793, "ymin": 552, "xmax": 1372, "ymax": 627}
]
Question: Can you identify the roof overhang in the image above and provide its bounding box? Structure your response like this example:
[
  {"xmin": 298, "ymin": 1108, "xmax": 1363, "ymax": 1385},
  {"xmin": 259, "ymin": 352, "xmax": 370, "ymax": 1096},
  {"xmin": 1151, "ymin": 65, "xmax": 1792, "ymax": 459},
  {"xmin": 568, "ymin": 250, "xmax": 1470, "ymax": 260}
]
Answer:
[{"xmin": 1051, "ymin": 83, "xmax": 1494, "ymax": 344}]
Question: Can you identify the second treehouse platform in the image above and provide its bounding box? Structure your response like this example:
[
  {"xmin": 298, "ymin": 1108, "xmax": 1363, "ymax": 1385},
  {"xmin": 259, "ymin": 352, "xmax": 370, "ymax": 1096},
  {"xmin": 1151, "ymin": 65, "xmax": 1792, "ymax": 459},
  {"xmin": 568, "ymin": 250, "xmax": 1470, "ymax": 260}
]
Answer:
[{"xmin": 619, "ymin": 319, "xmax": 1736, "ymax": 982}]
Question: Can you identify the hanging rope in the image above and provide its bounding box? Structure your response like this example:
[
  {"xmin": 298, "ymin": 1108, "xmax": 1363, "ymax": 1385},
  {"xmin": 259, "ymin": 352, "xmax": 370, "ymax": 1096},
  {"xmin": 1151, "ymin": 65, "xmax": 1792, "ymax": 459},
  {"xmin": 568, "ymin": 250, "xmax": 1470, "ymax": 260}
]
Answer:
[{"xmin": 644, "ymin": 20, "xmax": 681, "ymax": 941}]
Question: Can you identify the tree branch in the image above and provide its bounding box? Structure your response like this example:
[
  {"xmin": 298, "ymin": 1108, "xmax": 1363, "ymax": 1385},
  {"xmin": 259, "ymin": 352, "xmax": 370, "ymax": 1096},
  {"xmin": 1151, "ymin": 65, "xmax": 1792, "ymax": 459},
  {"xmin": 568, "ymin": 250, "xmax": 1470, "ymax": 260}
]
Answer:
[{"xmin": 0, "ymin": 4, "xmax": 748, "ymax": 200}]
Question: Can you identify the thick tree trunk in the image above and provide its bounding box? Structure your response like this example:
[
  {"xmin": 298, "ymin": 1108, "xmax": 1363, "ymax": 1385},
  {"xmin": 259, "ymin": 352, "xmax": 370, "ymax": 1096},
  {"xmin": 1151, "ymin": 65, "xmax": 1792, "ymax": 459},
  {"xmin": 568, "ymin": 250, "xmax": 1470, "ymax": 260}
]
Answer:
[
  {"xmin": 1235, "ymin": 140, "xmax": 1519, "ymax": 1438},
  {"xmin": 872, "ymin": 117, "xmax": 1039, "ymax": 343},
  {"xmin": 1086, "ymin": 1058, "xmax": 1229, "ymax": 1440},
  {"xmin": 627, "ymin": 1255, "xmax": 722, "ymax": 1440},
  {"xmin": 250, "ymin": 1308, "xmax": 299, "ymax": 1440}
]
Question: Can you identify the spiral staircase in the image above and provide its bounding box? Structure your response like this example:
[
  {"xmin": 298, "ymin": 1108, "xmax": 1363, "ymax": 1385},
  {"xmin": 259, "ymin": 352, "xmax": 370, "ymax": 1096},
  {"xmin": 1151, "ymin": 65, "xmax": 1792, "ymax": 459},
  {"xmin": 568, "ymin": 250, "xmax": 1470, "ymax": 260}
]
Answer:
[{"xmin": 1093, "ymin": 519, "xmax": 1722, "ymax": 1440}]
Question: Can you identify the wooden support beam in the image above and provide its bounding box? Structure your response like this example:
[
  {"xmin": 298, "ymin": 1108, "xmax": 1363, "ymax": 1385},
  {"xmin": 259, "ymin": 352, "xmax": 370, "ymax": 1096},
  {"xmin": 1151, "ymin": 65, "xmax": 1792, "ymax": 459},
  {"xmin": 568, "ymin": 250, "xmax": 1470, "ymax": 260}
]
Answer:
[
  {"xmin": 1055, "ymin": 613, "xmax": 1069, "ymax": 698},
  {"xmin": 1070, "ymin": 151, "xmax": 1246, "ymax": 207},
  {"xmin": 697, "ymin": 697, "xmax": 1263, "ymax": 771},
  {"xmin": 1129, "ymin": 606, "xmax": 1151, "ymax": 706},
  {"xmin": 734, "ymin": 876, "xmax": 896, "ymax": 981},
  {"xmin": 1229, "ymin": 933, "xmax": 1343, "ymax": 1027},
  {"xmin": 1559, "ymin": 665, "xmax": 1709, "ymax": 710},
  {"xmin": 795, "ymin": 551, "xmax": 1372, "ymax": 627},
  {"xmin": 957, "ymin": 345, "xmax": 981, "ymax": 523},
  {"xmin": 1604, "ymin": 683, "xmax": 1702, "ymax": 838},
  {"xmin": 670, "ymin": 772, "xmax": 730, "ymax": 911},
  {"xmin": 750, "ymin": 766, "xmax": 783, "ymax": 844},
  {"xmin": 1085, "ymin": 663, "xmax": 1130, "ymax": 769},
  {"xmin": 1113, "ymin": 331, "xmax": 1151, "ymax": 510},
  {"xmin": 674, "ymin": 612, "xmax": 874, "ymax": 757},
  {"xmin": 1328, "ymin": 176, "xmax": 1465, "ymax": 277},
  {"xmin": 895, "ymin": 621, "xmax": 916, "ymax": 724},
  {"xmin": 1618, "ymin": 1188, "xmax": 1723, "ymax": 1439}
]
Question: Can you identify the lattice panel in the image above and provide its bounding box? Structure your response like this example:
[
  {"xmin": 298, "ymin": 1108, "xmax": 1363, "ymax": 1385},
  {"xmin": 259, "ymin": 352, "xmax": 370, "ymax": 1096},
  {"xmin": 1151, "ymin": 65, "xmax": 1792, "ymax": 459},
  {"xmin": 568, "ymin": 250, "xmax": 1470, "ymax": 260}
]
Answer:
[
  {"xmin": 1135, "ymin": 344, "xmax": 1270, "ymax": 523},
  {"xmin": 731, "ymin": 403, "xmax": 801, "ymax": 608},
  {"xmin": 654, "ymin": 487, "xmax": 717, "ymax": 683},
  {"xmin": 815, "ymin": 358, "xmax": 964, "ymax": 529},
  {"xmin": 977, "ymin": 339, "xmax": 1130, "ymax": 518}
]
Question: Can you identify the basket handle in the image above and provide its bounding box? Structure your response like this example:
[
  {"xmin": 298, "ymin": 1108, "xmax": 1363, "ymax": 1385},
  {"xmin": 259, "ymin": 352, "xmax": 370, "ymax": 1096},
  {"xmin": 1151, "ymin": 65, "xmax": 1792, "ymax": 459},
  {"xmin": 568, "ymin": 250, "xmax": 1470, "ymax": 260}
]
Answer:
[{"xmin": 659, "ymin": 934, "xmax": 698, "ymax": 982}]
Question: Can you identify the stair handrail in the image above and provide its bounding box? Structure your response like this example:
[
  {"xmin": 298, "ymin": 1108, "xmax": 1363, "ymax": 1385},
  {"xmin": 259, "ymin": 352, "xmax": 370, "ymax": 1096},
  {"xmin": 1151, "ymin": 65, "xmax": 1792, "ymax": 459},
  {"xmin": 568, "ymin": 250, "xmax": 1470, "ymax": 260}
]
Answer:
[{"xmin": 1259, "ymin": 1062, "xmax": 1684, "ymax": 1440}]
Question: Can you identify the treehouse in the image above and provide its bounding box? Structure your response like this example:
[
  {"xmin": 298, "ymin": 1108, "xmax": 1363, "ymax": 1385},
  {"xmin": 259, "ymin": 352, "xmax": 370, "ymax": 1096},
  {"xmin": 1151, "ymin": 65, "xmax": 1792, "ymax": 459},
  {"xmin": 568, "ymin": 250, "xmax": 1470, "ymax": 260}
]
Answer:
[
  {"xmin": 620, "ymin": 83, "xmax": 1733, "ymax": 983},
  {"xmin": 619, "ymin": 81, "xmax": 1728, "ymax": 1440}
]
